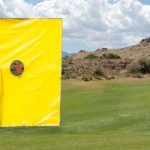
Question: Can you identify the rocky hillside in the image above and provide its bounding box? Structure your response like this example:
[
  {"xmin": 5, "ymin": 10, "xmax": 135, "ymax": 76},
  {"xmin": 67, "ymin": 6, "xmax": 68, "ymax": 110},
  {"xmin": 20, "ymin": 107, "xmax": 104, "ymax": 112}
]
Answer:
[
  {"xmin": 72, "ymin": 37, "xmax": 150, "ymax": 60},
  {"xmin": 62, "ymin": 37, "xmax": 150, "ymax": 80},
  {"xmin": 62, "ymin": 58, "xmax": 133, "ymax": 80}
]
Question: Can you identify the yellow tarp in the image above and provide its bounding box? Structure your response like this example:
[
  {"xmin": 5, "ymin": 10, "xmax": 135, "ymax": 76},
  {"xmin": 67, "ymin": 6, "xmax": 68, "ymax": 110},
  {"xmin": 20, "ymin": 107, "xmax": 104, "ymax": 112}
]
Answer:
[{"xmin": 0, "ymin": 18, "xmax": 62, "ymax": 127}]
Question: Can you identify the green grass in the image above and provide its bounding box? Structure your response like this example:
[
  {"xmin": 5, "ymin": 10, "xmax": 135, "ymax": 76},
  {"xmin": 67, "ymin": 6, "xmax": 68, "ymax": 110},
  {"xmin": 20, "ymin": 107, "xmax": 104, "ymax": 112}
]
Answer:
[{"xmin": 0, "ymin": 79, "xmax": 150, "ymax": 149}]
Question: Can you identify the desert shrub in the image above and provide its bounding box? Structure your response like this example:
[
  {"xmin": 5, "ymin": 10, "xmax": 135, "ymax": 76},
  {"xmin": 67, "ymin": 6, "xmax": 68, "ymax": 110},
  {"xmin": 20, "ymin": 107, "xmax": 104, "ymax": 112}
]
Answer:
[
  {"xmin": 107, "ymin": 53, "xmax": 121, "ymax": 59},
  {"xmin": 100, "ymin": 53, "xmax": 121, "ymax": 59},
  {"xmin": 62, "ymin": 60, "xmax": 69, "ymax": 67},
  {"xmin": 131, "ymin": 73, "xmax": 143, "ymax": 78},
  {"xmin": 138, "ymin": 58, "xmax": 150, "ymax": 73},
  {"xmin": 127, "ymin": 58, "xmax": 150, "ymax": 74},
  {"xmin": 95, "ymin": 76, "xmax": 102, "ymax": 80},
  {"xmin": 105, "ymin": 75, "xmax": 115, "ymax": 80},
  {"xmin": 85, "ymin": 54, "xmax": 98, "ymax": 59},
  {"xmin": 93, "ymin": 66, "xmax": 104, "ymax": 76},
  {"xmin": 102, "ymin": 54, "xmax": 107, "ymax": 58},
  {"xmin": 65, "ymin": 73, "xmax": 72, "ymax": 79},
  {"xmin": 82, "ymin": 74, "xmax": 92, "ymax": 81},
  {"xmin": 127, "ymin": 62, "xmax": 142, "ymax": 74},
  {"xmin": 62, "ymin": 68, "xmax": 65, "ymax": 75}
]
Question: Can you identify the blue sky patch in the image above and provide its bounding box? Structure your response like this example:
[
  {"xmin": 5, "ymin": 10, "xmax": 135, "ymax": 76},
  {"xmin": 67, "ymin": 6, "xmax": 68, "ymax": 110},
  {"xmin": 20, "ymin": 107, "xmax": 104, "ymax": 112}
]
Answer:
[
  {"xmin": 140, "ymin": 0, "xmax": 150, "ymax": 5},
  {"xmin": 25, "ymin": 0, "xmax": 43, "ymax": 5}
]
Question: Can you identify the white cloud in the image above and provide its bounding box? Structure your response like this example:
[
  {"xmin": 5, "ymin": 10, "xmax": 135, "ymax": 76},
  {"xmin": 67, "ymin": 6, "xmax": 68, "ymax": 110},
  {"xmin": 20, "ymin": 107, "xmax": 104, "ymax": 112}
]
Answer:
[{"xmin": 0, "ymin": 0, "xmax": 150, "ymax": 52}]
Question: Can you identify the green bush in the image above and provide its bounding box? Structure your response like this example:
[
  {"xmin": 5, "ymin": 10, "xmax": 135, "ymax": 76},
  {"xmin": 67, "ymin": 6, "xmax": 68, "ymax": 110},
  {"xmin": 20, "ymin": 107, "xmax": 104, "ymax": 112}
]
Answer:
[
  {"xmin": 85, "ymin": 54, "xmax": 98, "ymax": 59},
  {"xmin": 107, "ymin": 53, "xmax": 121, "ymax": 59},
  {"xmin": 100, "ymin": 53, "xmax": 121, "ymax": 59},
  {"xmin": 102, "ymin": 54, "xmax": 107, "ymax": 58}
]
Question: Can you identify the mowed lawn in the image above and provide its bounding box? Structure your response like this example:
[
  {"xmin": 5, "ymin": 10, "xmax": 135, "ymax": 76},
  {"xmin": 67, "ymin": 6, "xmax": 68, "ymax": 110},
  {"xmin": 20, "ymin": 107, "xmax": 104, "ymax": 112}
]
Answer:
[{"xmin": 0, "ymin": 79, "xmax": 150, "ymax": 150}]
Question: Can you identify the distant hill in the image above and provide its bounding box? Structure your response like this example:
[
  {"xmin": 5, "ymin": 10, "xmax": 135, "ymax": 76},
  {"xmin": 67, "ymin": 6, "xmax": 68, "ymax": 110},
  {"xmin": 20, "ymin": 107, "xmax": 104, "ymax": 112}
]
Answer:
[
  {"xmin": 62, "ymin": 51, "xmax": 72, "ymax": 57},
  {"xmin": 72, "ymin": 37, "xmax": 150, "ymax": 60}
]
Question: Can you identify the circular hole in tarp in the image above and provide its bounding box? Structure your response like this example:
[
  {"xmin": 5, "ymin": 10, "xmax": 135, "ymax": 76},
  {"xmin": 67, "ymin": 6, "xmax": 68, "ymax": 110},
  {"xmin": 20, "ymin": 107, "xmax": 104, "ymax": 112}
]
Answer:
[{"xmin": 10, "ymin": 60, "xmax": 24, "ymax": 76}]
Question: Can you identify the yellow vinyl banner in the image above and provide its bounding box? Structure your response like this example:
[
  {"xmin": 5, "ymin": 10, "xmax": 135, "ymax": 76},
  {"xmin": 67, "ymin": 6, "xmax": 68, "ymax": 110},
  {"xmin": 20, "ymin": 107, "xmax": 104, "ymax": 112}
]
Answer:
[{"xmin": 0, "ymin": 18, "xmax": 62, "ymax": 126}]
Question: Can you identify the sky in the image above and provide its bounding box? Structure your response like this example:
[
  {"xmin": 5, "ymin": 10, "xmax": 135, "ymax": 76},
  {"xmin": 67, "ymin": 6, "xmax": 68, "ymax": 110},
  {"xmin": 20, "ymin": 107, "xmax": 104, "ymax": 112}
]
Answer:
[{"xmin": 0, "ymin": 0, "xmax": 150, "ymax": 53}]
